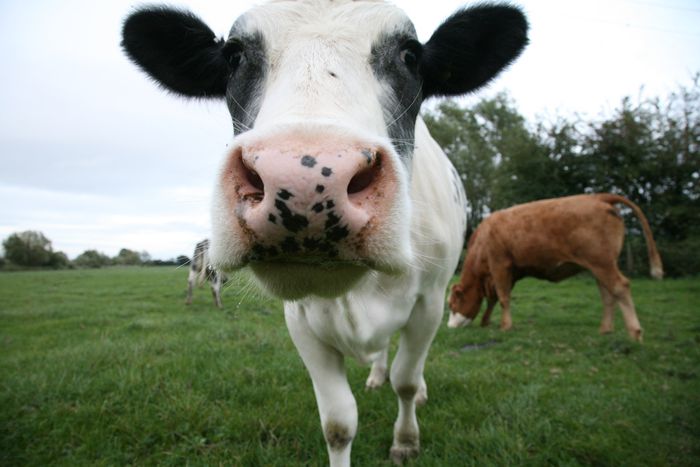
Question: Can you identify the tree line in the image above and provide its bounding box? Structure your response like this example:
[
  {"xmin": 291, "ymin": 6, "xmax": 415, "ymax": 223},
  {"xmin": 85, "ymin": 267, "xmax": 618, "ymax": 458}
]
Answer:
[
  {"xmin": 424, "ymin": 76, "xmax": 699, "ymax": 277},
  {"xmin": 0, "ymin": 230, "xmax": 190, "ymax": 270}
]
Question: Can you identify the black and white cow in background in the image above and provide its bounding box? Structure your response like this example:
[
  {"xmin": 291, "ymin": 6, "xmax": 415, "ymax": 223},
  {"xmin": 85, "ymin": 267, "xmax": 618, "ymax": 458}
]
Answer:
[
  {"xmin": 122, "ymin": 1, "xmax": 527, "ymax": 464},
  {"xmin": 185, "ymin": 239, "xmax": 226, "ymax": 308}
]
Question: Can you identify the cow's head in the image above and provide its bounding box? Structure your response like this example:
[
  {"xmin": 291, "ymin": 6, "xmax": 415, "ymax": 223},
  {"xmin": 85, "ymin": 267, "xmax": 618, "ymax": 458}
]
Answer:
[
  {"xmin": 447, "ymin": 277, "xmax": 487, "ymax": 327},
  {"xmin": 122, "ymin": 1, "xmax": 528, "ymax": 299}
]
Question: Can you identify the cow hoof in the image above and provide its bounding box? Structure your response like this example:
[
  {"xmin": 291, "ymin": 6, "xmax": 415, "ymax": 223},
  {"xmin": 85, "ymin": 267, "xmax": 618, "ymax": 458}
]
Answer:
[
  {"xmin": 500, "ymin": 323, "xmax": 512, "ymax": 332},
  {"xmin": 390, "ymin": 444, "xmax": 420, "ymax": 465},
  {"xmin": 630, "ymin": 328, "xmax": 643, "ymax": 342},
  {"xmin": 365, "ymin": 368, "xmax": 387, "ymax": 390},
  {"xmin": 599, "ymin": 326, "xmax": 614, "ymax": 335}
]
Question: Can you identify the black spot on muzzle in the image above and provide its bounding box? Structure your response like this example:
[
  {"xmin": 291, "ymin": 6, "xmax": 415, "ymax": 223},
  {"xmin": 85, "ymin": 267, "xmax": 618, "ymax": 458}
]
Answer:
[{"xmin": 301, "ymin": 155, "xmax": 317, "ymax": 168}]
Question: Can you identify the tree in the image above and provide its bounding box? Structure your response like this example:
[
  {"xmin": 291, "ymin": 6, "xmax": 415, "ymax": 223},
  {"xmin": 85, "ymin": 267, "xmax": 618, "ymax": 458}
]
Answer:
[
  {"xmin": 473, "ymin": 94, "xmax": 567, "ymax": 209},
  {"xmin": 424, "ymin": 93, "xmax": 563, "ymax": 231},
  {"xmin": 3, "ymin": 231, "xmax": 53, "ymax": 267},
  {"xmin": 176, "ymin": 255, "xmax": 190, "ymax": 266},
  {"xmin": 74, "ymin": 250, "xmax": 112, "ymax": 268},
  {"xmin": 139, "ymin": 251, "xmax": 151, "ymax": 264},
  {"xmin": 114, "ymin": 248, "xmax": 142, "ymax": 266},
  {"xmin": 425, "ymin": 100, "xmax": 496, "ymax": 232}
]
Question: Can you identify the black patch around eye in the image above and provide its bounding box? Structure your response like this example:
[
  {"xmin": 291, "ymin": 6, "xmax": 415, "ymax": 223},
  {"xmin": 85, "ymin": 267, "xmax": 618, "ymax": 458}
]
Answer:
[
  {"xmin": 321, "ymin": 167, "xmax": 333, "ymax": 177},
  {"xmin": 312, "ymin": 203, "xmax": 324, "ymax": 213},
  {"xmin": 399, "ymin": 40, "xmax": 422, "ymax": 74},
  {"xmin": 370, "ymin": 30, "xmax": 423, "ymax": 160},
  {"xmin": 224, "ymin": 31, "xmax": 267, "ymax": 134},
  {"xmin": 301, "ymin": 155, "xmax": 317, "ymax": 167},
  {"xmin": 222, "ymin": 39, "xmax": 244, "ymax": 69}
]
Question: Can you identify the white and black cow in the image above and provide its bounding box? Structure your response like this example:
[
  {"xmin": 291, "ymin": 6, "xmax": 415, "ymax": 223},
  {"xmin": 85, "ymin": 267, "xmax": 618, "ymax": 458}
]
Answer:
[
  {"xmin": 185, "ymin": 239, "xmax": 226, "ymax": 308},
  {"xmin": 122, "ymin": 1, "xmax": 527, "ymax": 464}
]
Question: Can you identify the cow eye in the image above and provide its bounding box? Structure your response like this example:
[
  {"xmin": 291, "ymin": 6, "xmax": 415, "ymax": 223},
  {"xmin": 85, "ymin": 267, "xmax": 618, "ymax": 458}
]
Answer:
[
  {"xmin": 222, "ymin": 39, "xmax": 244, "ymax": 69},
  {"xmin": 399, "ymin": 41, "xmax": 421, "ymax": 72}
]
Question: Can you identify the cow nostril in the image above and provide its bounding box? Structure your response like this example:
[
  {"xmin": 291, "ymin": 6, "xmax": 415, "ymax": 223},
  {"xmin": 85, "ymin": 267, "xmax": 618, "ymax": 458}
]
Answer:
[
  {"xmin": 348, "ymin": 153, "xmax": 381, "ymax": 196},
  {"xmin": 239, "ymin": 156, "xmax": 265, "ymax": 202},
  {"xmin": 246, "ymin": 166, "xmax": 264, "ymax": 192},
  {"xmin": 348, "ymin": 168, "xmax": 374, "ymax": 195}
]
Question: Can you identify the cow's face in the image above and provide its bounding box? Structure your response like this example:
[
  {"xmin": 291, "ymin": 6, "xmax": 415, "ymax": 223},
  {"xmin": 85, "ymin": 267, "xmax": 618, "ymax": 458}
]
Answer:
[
  {"xmin": 447, "ymin": 282, "xmax": 483, "ymax": 327},
  {"xmin": 122, "ymin": 1, "xmax": 528, "ymax": 299}
]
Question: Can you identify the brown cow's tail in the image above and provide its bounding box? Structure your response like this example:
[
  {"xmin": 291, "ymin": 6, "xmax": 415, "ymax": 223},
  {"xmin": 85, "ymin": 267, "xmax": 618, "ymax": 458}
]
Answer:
[{"xmin": 597, "ymin": 193, "xmax": 664, "ymax": 279}]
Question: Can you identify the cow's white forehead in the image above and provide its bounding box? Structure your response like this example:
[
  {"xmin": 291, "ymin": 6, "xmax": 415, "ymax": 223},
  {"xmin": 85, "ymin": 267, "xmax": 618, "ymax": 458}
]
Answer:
[
  {"xmin": 233, "ymin": 0, "xmax": 415, "ymax": 50},
  {"xmin": 232, "ymin": 0, "xmax": 417, "ymax": 140}
]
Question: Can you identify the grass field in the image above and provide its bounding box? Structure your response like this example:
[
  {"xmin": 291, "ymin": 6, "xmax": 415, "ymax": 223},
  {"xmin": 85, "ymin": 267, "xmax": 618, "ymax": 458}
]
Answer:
[{"xmin": 1, "ymin": 267, "xmax": 699, "ymax": 466}]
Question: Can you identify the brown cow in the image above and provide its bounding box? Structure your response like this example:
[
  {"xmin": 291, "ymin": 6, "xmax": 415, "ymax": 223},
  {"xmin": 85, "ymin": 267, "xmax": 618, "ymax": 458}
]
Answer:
[{"xmin": 447, "ymin": 194, "xmax": 663, "ymax": 341}]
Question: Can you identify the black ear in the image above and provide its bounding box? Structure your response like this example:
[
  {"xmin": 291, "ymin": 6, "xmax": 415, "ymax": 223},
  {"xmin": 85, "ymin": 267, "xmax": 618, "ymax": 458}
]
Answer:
[
  {"xmin": 121, "ymin": 6, "xmax": 233, "ymax": 98},
  {"xmin": 420, "ymin": 4, "xmax": 528, "ymax": 98}
]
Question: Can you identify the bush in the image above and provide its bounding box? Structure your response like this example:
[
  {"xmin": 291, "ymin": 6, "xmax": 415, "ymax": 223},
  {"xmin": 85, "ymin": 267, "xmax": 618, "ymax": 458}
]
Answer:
[
  {"xmin": 657, "ymin": 236, "xmax": 700, "ymax": 278},
  {"xmin": 114, "ymin": 248, "xmax": 142, "ymax": 266},
  {"xmin": 74, "ymin": 250, "xmax": 112, "ymax": 268},
  {"xmin": 47, "ymin": 251, "xmax": 72, "ymax": 269}
]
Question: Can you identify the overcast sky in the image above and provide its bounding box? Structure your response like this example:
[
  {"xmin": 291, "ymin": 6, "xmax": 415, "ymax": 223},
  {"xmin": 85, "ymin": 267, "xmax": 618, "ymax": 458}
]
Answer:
[{"xmin": 1, "ymin": 0, "xmax": 699, "ymax": 260}]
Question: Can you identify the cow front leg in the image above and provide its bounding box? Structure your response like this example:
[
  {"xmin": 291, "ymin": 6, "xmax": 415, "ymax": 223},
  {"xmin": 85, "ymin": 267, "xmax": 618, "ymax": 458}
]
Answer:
[
  {"xmin": 499, "ymin": 297, "xmax": 512, "ymax": 331},
  {"xmin": 389, "ymin": 291, "xmax": 443, "ymax": 464},
  {"xmin": 366, "ymin": 347, "xmax": 388, "ymax": 390},
  {"xmin": 210, "ymin": 272, "xmax": 224, "ymax": 308},
  {"xmin": 480, "ymin": 298, "xmax": 497, "ymax": 327},
  {"xmin": 185, "ymin": 269, "xmax": 196, "ymax": 305},
  {"xmin": 489, "ymin": 266, "xmax": 513, "ymax": 331},
  {"xmin": 285, "ymin": 306, "xmax": 357, "ymax": 467}
]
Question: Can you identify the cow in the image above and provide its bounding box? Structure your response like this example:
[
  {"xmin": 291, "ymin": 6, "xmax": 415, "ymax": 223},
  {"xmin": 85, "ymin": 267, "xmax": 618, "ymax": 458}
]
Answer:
[
  {"xmin": 185, "ymin": 239, "xmax": 227, "ymax": 308},
  {"xmin": 121, "ymin": 1, "xmax": 528, "ymax": 464},
  {"xmin": 448, "ymin": 193, "xmax": 663, "ymax": 342}
]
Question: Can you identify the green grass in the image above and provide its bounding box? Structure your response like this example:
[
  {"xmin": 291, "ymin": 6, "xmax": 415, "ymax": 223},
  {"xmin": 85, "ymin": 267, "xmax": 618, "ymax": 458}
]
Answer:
[{"xmin": 1, "ymin": 267, "xmax": 699, "ymax": 466}]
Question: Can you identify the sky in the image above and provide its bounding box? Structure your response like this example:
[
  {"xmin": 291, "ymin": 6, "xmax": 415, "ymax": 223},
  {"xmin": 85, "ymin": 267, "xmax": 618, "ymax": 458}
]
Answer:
[{"xmin": 1, "ymin": 0, "xmax": 699, "ymax": 260}]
